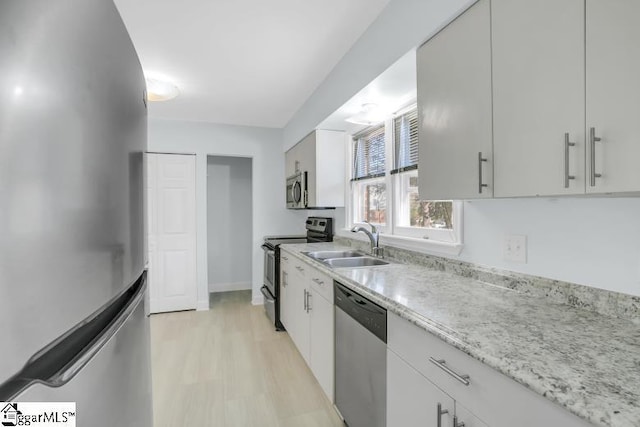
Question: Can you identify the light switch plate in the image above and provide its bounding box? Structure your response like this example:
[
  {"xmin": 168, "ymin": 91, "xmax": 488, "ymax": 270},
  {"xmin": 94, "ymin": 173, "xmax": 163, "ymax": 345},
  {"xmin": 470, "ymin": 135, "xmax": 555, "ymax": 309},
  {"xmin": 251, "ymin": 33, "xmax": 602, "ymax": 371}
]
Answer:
[{"xmin": 503, "ymin": 234, "xmax": 527, "ymax": 263}]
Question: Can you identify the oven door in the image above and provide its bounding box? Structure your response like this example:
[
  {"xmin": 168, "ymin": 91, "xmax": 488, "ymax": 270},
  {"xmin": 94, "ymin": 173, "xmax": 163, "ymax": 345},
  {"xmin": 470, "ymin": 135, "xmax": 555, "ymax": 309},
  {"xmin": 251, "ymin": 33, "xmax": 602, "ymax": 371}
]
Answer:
[{"xmin": 262, "ymin": 244, "xmax": 276, "ymax": 295}]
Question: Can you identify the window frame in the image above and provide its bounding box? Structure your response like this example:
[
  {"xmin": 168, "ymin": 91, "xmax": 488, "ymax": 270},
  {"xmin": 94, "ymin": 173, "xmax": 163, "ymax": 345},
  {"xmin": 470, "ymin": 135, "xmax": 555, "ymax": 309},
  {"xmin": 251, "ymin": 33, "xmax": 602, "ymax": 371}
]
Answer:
[
  {"xmin": 344, "ymin": 105, "xmax": 463, "ymax": 256},
  {"xmin": 351, "ymin": 176, "xmax": 388, "ymax": 233}
]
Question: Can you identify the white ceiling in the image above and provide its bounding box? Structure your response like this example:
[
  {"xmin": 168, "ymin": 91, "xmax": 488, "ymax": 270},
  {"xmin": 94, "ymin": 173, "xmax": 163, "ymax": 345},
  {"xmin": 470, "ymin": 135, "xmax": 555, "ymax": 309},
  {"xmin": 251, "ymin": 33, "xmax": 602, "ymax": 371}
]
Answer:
[
  {"xmin": 318, "ymin": 50, "xmax": 417, "ymax": 134},
  {"xmin": 114, "ymin": 0, "xmax": 390, "ymax": 128}
]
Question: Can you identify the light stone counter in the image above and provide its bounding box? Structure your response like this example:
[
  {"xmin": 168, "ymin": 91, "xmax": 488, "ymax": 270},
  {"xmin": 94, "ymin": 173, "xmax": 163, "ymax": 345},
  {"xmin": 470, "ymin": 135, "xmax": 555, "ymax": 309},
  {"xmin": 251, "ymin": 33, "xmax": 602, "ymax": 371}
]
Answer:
[{"xmin": 280, "ymin": 242, "xmax": 640, "ymax": 427}]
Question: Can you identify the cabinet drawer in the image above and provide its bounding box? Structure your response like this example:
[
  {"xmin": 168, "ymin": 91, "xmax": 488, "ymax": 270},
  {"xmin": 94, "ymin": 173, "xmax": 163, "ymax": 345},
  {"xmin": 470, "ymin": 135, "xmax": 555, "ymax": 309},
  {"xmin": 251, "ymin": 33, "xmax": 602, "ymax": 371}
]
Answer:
[
  {"xmin": 290, "ymin": 258, "xmax": 307, "ymax": 279},
  {"xmin": 388, "ymin": 312, "xmax": 590, "ymax": 427},
  {"xmin": 308, "ymin": 268, "xmax": 333, "ymax": 301}
]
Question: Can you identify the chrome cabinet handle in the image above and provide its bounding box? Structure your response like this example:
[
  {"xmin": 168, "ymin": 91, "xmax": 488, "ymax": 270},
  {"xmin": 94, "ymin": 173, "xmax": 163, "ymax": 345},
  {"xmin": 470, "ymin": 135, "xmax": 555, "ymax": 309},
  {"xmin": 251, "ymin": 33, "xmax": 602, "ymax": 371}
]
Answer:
[
  {"xmin": 303, "ymin": 289, "xmax": 307, "ymax": 311},
  {"xmin": 429, "ymin": 357, "xmax": 471, "ymax": 386},
  {"xmin": 437, "ymin": 403, "xmax": 449, "ymax": 427},
  {"xmin": 589, "ymin": 127, "xmax": 602, "ymax": 187},
  {"xmin": 478, "ymin": 152, "xmax": 488, "ymax": 194},
  {"xmin": 311, "ymin": 278, "xmax": 324, "ymax": 285},
  {"xmin": 453, "ymin": 415, "xmax": 465, "ymax": 427},
  {"xmin": 564, "ymin": 133, "xmax": 576, "ymax": 188},
  {"xmin": 306, "ymin": 291, "xmax": 311, "ymax": 313}
]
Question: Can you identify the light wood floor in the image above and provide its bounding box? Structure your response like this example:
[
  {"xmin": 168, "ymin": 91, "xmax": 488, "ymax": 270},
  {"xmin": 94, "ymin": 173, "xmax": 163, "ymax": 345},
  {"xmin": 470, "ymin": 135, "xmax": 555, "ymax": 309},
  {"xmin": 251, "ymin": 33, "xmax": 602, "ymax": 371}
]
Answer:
[{"xmin": 150, "ymin": 290, "xmax": 344, "ymax": 427}]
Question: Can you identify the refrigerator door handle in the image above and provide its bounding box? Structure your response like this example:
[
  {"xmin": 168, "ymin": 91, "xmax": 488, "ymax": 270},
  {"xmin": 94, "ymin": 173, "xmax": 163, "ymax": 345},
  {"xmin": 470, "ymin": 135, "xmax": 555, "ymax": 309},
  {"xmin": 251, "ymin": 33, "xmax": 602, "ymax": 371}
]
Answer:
[{"xmin": 0, "ymin": 271, "xmax": 147, "ymax": 401}]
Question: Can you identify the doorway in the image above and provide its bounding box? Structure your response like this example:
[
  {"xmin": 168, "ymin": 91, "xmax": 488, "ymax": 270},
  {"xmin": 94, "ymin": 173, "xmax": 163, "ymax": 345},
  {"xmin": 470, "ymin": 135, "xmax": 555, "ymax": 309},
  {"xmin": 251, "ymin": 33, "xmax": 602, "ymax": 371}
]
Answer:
[{"xmin": 207, "ymin": 156, "xmax": 253, "ymax": 293}]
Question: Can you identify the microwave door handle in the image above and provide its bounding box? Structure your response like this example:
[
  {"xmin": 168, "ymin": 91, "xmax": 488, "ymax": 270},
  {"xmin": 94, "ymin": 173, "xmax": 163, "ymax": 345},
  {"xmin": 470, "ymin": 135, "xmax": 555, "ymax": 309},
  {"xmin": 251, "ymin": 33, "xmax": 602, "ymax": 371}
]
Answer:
[{"xmin": 293, "ymin": 181, "xmax": 302, "ymax": 204}]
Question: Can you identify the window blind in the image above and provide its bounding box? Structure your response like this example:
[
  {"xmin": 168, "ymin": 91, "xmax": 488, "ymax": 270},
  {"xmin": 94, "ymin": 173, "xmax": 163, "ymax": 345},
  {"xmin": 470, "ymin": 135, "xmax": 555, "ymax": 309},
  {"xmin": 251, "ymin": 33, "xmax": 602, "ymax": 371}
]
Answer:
[
  {"xmin": 352, "ymin": 125, "xmax": 386, "ymax": 181},
  {"xmin": 391, "ymin": 108, "xmax": 418, "ymax": 174}
]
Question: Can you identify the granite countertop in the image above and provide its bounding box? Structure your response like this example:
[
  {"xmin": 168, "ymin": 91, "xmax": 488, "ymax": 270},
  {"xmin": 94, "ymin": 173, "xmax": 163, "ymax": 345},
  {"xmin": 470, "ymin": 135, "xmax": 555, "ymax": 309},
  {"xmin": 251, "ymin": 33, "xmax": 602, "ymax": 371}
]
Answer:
[{"xmin": 280, "ymin": 242, "xmax": 640, "ymax": 427}]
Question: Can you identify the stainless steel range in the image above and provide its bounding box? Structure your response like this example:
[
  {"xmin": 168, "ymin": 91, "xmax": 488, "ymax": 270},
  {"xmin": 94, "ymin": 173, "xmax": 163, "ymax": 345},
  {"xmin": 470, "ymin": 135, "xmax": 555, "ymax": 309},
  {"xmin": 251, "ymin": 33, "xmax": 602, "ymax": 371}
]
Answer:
[{"xmin": 261, "ymin": 217, "xmax": 333, "ymax": 330}]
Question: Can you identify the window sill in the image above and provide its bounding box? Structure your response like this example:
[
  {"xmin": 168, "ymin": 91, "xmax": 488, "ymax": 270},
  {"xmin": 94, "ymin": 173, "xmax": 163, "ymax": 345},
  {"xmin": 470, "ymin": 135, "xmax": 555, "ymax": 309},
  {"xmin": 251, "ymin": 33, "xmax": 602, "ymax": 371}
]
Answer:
[{"xmin": 336, "ymin": 229, "xmax": 464, "ymax": 257}]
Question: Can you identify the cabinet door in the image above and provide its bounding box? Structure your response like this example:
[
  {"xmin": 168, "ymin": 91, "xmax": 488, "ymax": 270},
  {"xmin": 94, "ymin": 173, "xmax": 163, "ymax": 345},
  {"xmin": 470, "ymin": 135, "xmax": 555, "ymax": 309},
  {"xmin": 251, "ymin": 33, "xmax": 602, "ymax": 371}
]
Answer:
[
  {"xmin": 287, "ymin": 268, "xmax": 310, "ymax": 363},
  {"xmin": 417, "ymin": 0, "xmax": 493, "ymax": 200},
  {"xmin": 285, "ymin": 146, "xmax": 297, "ymax": 179},
  {"xmin": 586, "ymin": 0, "xmax": 640, "ymax": 193},
  {"xmin": 492, "ymin": 0, "xmax": 585, "ymax": 197},
  {"xmin": 296, "ymin": 132, "xmax": 317, "ymax": 181},
  {"xmin": 455, "ymin": 403, "xmax": 489, "ymax": 427},
  {"xmin": 309, "ymin": 290, "xmax": 334, "ymax": 402},
  {"xmin": 279, "ymin": 263, "xmax": 291, "ymax": 328},
  {"xmin": 387, "ymin": 349, "xmax": 454, "ymax": 427}
]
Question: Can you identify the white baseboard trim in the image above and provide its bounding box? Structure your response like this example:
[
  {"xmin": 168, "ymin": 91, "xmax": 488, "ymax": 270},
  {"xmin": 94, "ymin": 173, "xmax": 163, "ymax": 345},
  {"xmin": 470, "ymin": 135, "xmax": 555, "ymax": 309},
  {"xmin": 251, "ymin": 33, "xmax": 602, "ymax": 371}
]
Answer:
[
  {"xmin": 251, "ymin": 295, "xmax": 264, "ymax": 306},
  {"xmin": 209, "ymin": 281, "xmax": 252, "ymax": 293},
  {"xmin": 196, "ymin": 299, "xmax": 210, "ymax": 311}
]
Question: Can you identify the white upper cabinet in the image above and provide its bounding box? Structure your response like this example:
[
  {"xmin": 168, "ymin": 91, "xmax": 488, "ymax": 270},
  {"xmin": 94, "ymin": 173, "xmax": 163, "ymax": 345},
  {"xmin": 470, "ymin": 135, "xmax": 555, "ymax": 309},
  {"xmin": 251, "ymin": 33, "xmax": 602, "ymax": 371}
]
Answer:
[
  {"xmin": 285, "ymin": 130, "xmax": 345, "ymax": 208},
  {"xmin": 417, "ymin": 0, "xmax": 640, "ymax": 199},
  {"xmin": 417, "ymin": 0, "xmax": 493, "ymax": 200},
  {"xmin": 492, "ymin": 0, "xmax": 586, "ymax": 197},
  {"xmin": 586, "ymin": 0, "xmax": 640, "ymax": 194}
]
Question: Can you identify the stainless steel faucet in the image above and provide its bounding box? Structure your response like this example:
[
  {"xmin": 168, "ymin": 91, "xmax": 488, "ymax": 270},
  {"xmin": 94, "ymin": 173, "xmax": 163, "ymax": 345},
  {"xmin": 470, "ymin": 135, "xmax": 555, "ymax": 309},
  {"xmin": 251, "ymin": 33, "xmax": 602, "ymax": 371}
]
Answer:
[{"xmin": 350, "ymin": 221, "xmax": 384, "ymax": 258}]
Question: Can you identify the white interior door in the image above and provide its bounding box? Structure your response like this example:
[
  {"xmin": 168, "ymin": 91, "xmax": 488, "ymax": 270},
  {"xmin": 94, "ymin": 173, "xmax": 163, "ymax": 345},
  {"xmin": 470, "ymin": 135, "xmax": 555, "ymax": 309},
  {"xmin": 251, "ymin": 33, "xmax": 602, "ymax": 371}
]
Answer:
[{"xmin": 146, "ymin": 153, "xmax": 197, "ymax": 313}]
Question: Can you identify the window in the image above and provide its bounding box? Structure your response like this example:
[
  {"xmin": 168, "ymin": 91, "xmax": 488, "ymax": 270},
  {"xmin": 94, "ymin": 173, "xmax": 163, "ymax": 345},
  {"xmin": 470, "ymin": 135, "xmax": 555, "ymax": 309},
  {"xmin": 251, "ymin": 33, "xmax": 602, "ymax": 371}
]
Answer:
[
  {"xmin": 348, "ymin": 106, "xmax": 461, "ymax": 249},
  {"xmin": 352, "ymin": 125, "xmax": 387, "ymax": 228}
]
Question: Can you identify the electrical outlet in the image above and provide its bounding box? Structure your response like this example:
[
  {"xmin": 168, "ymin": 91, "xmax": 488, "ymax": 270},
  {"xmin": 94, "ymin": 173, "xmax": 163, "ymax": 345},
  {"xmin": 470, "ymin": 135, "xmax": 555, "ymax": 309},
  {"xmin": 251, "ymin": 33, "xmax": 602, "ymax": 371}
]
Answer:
[{"xmin": 503, "ymin": 234, "xmax": 527, "ymax": 263}]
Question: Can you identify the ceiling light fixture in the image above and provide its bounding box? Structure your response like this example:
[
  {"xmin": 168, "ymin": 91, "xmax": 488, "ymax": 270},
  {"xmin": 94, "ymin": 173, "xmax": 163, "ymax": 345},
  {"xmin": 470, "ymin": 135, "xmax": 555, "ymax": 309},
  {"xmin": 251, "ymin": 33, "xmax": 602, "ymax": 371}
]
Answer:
[
  {"xmin": 145, "ymin": 76, "xmax": 180, "ymax": 102},
  {"xmin": 345, "ymin": 103, "xmax": 390, "ymax": 126}
]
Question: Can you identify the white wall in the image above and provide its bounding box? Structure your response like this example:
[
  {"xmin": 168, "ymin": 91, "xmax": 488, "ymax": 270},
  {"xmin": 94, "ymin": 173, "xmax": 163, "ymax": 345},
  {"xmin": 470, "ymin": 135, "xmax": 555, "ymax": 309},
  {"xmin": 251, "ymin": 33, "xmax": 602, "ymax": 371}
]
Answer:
[
  {"xmin": 207, "ymin": 156, "xmax": 252, "ymax": 292},
  {"xmin": 149, "ymin": 118, "xmax": 301, "ymax": 308},
  {"xmin": 459, "ymin": 198, "xmax": 640, "ymax": 296}
]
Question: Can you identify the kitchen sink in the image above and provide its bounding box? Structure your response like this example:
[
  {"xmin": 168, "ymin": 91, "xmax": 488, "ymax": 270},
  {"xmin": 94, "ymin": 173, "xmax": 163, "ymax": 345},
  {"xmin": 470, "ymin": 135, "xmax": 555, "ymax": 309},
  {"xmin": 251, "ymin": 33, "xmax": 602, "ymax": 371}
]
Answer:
[
  {"xmin": 304, "ymin": 250, "xmax": 365, "ymax": 260},
  {"xmin": 323, "ymin": 257, "xmax": 389, "ymax": 268}
]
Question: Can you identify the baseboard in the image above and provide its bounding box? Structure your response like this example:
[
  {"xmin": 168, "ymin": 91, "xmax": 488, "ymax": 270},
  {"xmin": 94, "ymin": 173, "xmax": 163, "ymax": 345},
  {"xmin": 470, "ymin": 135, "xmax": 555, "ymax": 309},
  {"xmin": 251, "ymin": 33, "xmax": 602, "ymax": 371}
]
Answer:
[
  {"xmin": 209, "ymin": 281, "xmax": 251, "ymax": 293},
  {"xmin": 196, "ymin": 299, "xmax": 210, "ymax": 311},
  {"xmin": 251, "ymin": 295, "xmax": 264, "ymax": 306}
]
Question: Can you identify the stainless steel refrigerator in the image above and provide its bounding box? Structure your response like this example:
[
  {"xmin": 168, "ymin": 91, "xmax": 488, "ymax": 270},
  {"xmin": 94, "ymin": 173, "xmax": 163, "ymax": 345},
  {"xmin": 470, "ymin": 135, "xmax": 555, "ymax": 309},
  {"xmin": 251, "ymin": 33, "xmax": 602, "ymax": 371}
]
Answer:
[{"xmin": 0, "ymin": 1, "xmax": 152, "ymax": 425}]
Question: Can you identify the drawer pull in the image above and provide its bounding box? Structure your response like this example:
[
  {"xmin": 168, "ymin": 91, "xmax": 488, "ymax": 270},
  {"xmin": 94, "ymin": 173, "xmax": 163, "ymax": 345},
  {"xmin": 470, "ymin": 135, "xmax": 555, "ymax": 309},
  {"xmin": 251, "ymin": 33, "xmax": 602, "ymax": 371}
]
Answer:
[
  {"xmin": 312, "ymin": 278, "xmax": 324, "ymax": 285},
  {"xmin": 437, "ymin": 403, "xmax": 448, "ymax": 427},
  {"xmin": 429, "ymin": 357, "xmax": 471, "ymax": 386},
  {"xmin": 453, "ymin": 415, "xmax": 465, "ymax": 427}
]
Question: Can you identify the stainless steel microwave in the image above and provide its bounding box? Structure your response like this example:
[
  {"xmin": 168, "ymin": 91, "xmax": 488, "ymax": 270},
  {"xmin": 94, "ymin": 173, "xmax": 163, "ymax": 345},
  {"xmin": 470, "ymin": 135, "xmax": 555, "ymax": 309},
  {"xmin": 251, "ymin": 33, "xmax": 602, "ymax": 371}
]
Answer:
[{"xmin": 286, "ymin": 171, "xmax": 307, "ymax": 209}]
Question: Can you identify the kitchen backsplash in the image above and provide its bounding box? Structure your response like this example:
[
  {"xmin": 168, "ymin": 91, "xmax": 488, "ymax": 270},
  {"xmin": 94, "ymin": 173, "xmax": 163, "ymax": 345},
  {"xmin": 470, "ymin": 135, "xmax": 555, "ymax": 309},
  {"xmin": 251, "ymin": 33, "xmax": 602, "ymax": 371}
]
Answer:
[{"xmin": 334, "ymin": 236, "xmax": 640, "ymax": 323}]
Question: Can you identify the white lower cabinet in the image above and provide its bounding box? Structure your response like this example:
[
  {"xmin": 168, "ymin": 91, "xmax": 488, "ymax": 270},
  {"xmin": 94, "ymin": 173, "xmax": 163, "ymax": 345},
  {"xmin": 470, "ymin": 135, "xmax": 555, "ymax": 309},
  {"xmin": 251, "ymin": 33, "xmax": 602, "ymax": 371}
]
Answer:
[
  {"xmin": 308, "ymin": 287, "xmax": 334, "ymax": 402},
  {"xmin": 388, "ymin": 349, "xmax": 454, "ymax": 427},
  {"xmin": 280, "ymin": 256, "xmax": 334, "ymax": 402},
  {"xmin": 388, "ymin": 349, "xmax": 487, "ymax": 427},
  {"xmin": 388, "ymin": 312, "xmax": 591, "ymax": 427},
  {"xmin": 287, "ymin": 265, "xmax": 311, "ymax": 364}
]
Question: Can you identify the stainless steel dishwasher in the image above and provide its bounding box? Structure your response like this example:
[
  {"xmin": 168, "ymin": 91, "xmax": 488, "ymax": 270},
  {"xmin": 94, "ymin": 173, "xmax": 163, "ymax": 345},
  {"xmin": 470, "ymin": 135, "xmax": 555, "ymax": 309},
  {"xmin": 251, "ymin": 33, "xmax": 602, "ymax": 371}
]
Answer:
[{"xmin": 334, "ymin": 281, "xmax": 387, "ymax": 427}]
